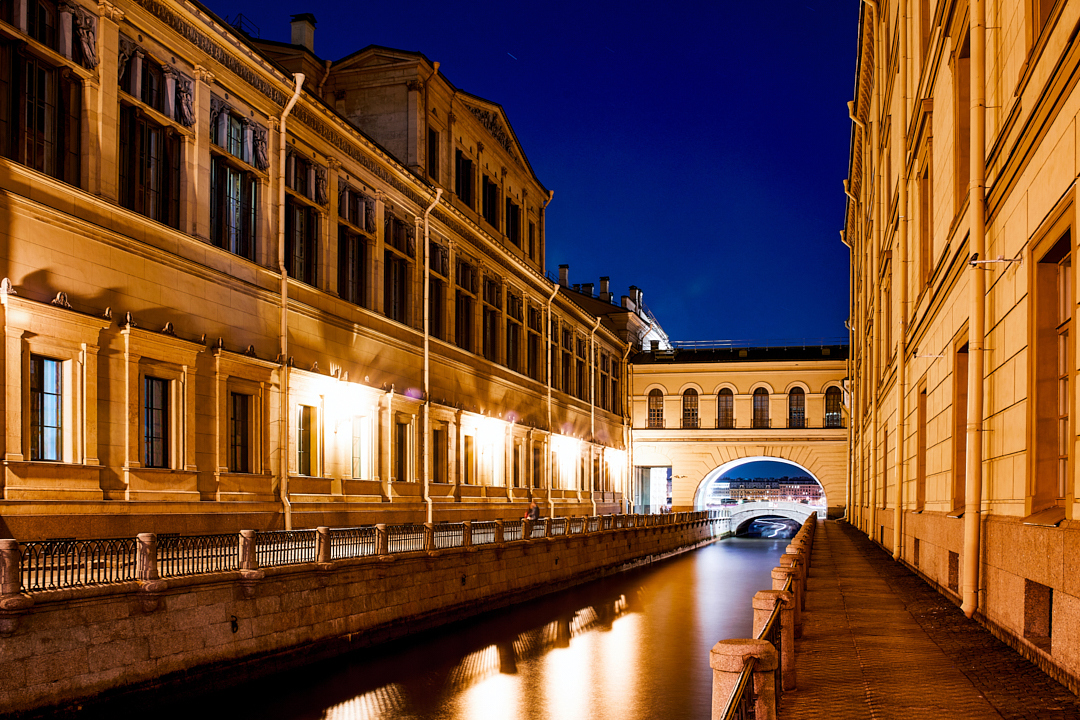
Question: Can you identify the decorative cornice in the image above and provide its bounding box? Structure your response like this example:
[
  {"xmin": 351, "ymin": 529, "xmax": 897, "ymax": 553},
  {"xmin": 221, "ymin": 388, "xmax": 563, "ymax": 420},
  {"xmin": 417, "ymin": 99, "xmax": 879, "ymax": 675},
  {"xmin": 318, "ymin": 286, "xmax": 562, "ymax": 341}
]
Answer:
[{"xmin": 97, "ymin": 0, "xmax": 124, "ymax": 21}]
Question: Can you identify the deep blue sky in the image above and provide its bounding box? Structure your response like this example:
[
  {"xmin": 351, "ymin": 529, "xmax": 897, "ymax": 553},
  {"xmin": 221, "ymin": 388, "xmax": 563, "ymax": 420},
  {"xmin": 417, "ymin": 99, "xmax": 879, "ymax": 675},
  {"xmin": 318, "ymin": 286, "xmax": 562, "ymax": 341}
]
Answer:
[{"xmin": 220, "ymin": 0, "xmax": 858, "ymax": 342}]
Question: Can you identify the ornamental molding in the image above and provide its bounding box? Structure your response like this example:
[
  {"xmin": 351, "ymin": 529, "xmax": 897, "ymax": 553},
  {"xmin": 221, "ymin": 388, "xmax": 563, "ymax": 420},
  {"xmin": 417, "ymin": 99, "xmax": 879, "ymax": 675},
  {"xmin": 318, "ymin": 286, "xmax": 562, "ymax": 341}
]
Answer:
[{"xmin": 462, "ymin": 102, "xmax": 519, "ymax": 165}]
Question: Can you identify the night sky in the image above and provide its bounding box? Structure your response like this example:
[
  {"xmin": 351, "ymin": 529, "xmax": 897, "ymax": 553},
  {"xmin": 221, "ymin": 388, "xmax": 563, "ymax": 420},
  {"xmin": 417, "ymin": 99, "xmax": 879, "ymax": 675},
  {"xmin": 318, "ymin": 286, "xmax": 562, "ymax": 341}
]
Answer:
[{"xmin": 217, "ymin": 0, "xmax": 858, "ymax": 343}]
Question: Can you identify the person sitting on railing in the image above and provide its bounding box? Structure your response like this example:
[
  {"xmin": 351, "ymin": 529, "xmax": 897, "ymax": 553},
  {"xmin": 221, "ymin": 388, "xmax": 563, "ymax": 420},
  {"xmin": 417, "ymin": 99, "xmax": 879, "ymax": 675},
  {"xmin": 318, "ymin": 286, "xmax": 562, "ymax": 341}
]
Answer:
[{"xmin": 525, "ymin": 501, "xmax": 541, "ymax": 521}]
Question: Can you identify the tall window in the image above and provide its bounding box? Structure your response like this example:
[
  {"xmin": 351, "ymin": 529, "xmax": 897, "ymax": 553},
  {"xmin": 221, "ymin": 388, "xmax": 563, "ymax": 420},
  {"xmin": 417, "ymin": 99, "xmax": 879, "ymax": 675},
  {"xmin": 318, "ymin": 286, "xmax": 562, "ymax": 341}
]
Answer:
[
  {"xmin": 718, "ymin": 388, "xmax": 734, "ymax": 429},
  {"xmin": 575, "ymin": 337, "xmax": 586, "ymax": 401},
  {"xmin": 952, "ymin": 342, "xmax": 969, "ymax": 512},
  {"xmin": 918, "ymin": 159, "xmax": 933, "ymax": 288},
  {"xmin": 394, "ymin": 421, "xmax": 408, "ymax": 481},
  {"xmin": 119, "ymin": 104, "xmax": 181, "ymax": 228},
  {"xmin": 384, "ymin": 213, "xmax": 414, "ymax": 324},
  {"xmin": 454, "ymin": 149, "xmax": 473, "ymax": 208},
  {"xmin": 30, "ymin": 355, "xmax": 62, "ymax": 461},
  {"xmin": 505, "ymin": 198, "xmax": 521, "ymax": 246},
  {"xmin": 455, "ymin": 259, "xmax": 476, "ymax": 351},
  {"xmin": 210, "ymin": 107, "xmax": 258, "ymax": 259},
  {"xmin": 561, "ymin": 328, "xmax": 572, "ymax": 394},
  {"xmin": 297, "ymin": 404, "xmax": 314, "ymax": 476},
  {"xmin": 954, "ymin": 34, "xmax": 970, "ymax": 215},
  {"xmin": 647, "ymin": 389, "xmax": 664, "ymax": 429},
  {"xmin": 682, "ymin": 389, "xmax": 699, "ymax": 429},
  {"xmin": 753, "ymin": 388, "xmax": 770, "ymax": 429},
  {"xmin": 463, "ymin": 434, "xmax": 475, "ymax": 484},
  {"xmin": 505, "ymin": 291, "xmax": 522, "ymax": 372},
  {"xmin": 286, "ymin": 200, "xmax": 318, "ymax": 285},
  {"xmin": 338, "ymin": 226, "xmax": 368, "ymax": 307},
  {"xmin": 527, "ymin": 306, "xmax": 543, "ymax": 381},
  {"xmin": 825, "ymin": 387, "xmax": 843, "ymax": 428},
  {"xmin": 482, "ymin": 174, "xmax": 499, "ymax": 227},
  {"xmin": 429, "ymin": 242, "xmax": 448, "ymax": 341},
  {"xmin": 230, "ymin": 392, "xmax": 251, "ymax": 473},
  {"xmin": 788, "ymin": 387, "xmax": 806, "ymax": 428},
  {"xmin": 1034, "ymin": 230, "xmax": 1071, "ymax": 512},
  {"xmin": 144, "ymin": 376, "xmax": 169, "ymax": 468},
  {"xmin": 600, "ymin": 354, "xmax": 611, "ymax": 410},
  {"xmin": 351, "ymin": 414, "xmax": 373, "ymax": 480},
  {"xmin": 427, "ymin": 126, "xmax": 439, "ymax": 181},
  {"xmin": 482, "ymin": 277, "xmax": 501, "ymax": 362},
  {"xmin": 916, "ymin": 387, "xmax": 927, "ymax": 511}
]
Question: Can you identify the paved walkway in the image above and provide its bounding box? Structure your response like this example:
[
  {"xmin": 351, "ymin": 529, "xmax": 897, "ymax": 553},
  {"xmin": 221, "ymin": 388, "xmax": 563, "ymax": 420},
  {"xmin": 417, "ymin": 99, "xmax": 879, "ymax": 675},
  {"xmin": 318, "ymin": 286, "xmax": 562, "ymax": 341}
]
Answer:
[{"xmin": 779, "ymin": 520, "xmax": 1080, "ymax": 720}]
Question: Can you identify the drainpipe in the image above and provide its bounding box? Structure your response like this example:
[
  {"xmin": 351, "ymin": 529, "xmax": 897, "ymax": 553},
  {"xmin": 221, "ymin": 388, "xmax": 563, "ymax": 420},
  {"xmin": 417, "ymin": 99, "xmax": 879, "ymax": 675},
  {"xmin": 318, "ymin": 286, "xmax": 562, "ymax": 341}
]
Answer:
[
  {"xmin": 869, "ymin": 0, "xmax": 882, "ymax": 535},
  {"xmin": 963, "ymin": 0, "xmax": 987, "ymax": 620},
  {"xmin": 315, "ymin": 59, "xmax": 331, "ymax": 97},
  {"xmin": 278, "ymin": 72, "xmax": 305, "ymax": 531},
  {"xmin": 422, "ymin": 188, "xmax": 443, "ymax": 524},
  {"xmin": 589, "ymin": 315, "xmax": 601, "ymax": 517},
  {"xmin": 546, "ymin": 282, "xmax": 559, "ymax": 518},
  {"xmin": 892, "ymin": 0, "xmax": 909, "ymax": 561}
]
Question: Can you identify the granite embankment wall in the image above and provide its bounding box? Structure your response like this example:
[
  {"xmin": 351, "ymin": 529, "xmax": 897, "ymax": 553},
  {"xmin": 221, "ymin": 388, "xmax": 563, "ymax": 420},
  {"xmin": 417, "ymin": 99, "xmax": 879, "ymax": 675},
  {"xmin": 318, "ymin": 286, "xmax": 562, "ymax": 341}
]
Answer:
[{"xmin": 0, "ymin": 516, "xmax": 723, "ymax": 714}]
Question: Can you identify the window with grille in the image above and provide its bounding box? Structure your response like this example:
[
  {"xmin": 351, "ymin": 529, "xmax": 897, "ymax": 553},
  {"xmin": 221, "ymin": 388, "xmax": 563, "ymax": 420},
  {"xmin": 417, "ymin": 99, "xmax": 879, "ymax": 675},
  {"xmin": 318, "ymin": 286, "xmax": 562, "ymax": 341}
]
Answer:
[
  {"xmin": 383, "ymin": 213, "xmax": 414, "ymax": 324},
  {"xmin": 297, "ymin": 404, "xmax": 314, "ymax": 476},
  {"xmin": 144, "ymin": 376, "xmax": 169, "ymax": 468},
  {"xmin": 789, "ymin": 387, "xmax": 806, "ymax": 428},
  {"xmin": 718, "ymin": 388, "xmax": 734, "ymax": 428},
  {"xmin": 338, "ymin": 225, "xmax": 368, "ymax": 307},
  {"xmin": 825, "ymin": 386, "xmax": 843, "ymax": 428},
  {"xmin": 286, "ymin": 199, "xmax": 318, "ymax": 285},
  {"xmin": 482, "ymin": 278, "xmax": 501, "ymax": 362},
  {"xmin": 30, "ymin": 355, "xmax": 62, "ymax": 461},
  {"xmin": 753, "ymin": 388, "xmax": 770, "ymax": 429},
  {"xmin": 229, "ymin": 392, "xmax": 251, "ymax": 473},
  {"xmin": 648, "ymin": 389, "xmax": 664, "ymax": 429}
]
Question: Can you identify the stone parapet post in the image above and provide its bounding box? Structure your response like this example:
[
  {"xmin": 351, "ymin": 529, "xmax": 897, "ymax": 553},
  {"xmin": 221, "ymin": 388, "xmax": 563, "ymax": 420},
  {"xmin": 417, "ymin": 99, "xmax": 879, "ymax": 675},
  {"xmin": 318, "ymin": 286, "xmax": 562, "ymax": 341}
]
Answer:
[
  {"xmin": 522, "ymin": 518, "xmax": 532, "ymax": 540},
  {"xmin": 375, "ymin": 524, "xmax": 388, "ymax": 555},
  {"xmin": 135, "ymin": 533, "xmax": 165, "ymax": 611},
  {"xmin": 424, "ymin": 523, "xmax": 435, "ymax": 552},
  {"xmin": 710, "ymin": 638, "xmax": 778, "ymax": 720},
  {"xmin": 462, "ymin": 520, "xmax": 473, "ymax": 548},
  {"xmin": 238, "ymin": 530, "xmax": 264, "ymax": 599},
  {"xmin": 317, "ymin": 527, "xmax": 332, "ymax": 564},
  {"xmin": 0, "ymin": 539, "xmax": 32, "ymax": 637},
  {"xmin": 753, "ymin": 589, "xmax": 796, "ymax": 691},
  {"xmin": 543, "ymin": 518, "xmax": 552, "ymax": 538},
  {"xmin": 772, "ymin": 565, "xmax": 801, "ymax": 637},
  {"xmin": 494, "ymin": 519, "xmax": 505, "ymax": 544},
  {"xmin": 780, "ymin": 552, "xmax": 806, "ymax": 610}
]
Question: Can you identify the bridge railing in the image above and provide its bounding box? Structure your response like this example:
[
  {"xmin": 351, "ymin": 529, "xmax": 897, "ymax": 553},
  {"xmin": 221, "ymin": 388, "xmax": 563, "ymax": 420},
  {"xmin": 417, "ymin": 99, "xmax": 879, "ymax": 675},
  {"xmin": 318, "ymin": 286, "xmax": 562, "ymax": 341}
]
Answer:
[{"xmin": 4, "ymin": 511, "xmax": 717, "ymax": 595}]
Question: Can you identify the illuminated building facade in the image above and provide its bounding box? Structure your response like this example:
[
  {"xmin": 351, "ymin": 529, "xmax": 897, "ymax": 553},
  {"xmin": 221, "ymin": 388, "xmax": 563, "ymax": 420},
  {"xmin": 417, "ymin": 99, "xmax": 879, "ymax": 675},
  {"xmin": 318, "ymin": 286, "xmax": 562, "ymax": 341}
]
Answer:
[
  {"xmin": 845, "ymin": 0, "xmax": 1080, "ymax": 689},
  {"xmin": 628, "ymin": 344, "xmax": 848, "ymax": 516},
  {"xmin": 0, "ymin": 3, "xmax": 632, "ymax": 539}
]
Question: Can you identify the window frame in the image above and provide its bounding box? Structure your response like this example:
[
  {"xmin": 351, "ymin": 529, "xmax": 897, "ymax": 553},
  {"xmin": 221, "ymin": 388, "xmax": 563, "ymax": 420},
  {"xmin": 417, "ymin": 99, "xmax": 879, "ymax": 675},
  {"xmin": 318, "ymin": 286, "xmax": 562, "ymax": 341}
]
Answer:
[{"xmin": 647, "ymin": 389, "xmax": 664, "ymax": 429}]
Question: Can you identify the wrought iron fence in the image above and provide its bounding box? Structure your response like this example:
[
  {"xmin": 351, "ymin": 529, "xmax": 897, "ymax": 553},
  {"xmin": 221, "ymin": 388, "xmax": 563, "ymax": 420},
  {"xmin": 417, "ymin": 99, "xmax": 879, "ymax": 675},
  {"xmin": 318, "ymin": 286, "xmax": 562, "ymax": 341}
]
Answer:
[
  {"xmin": 500, "ymin": 520, "xmax": 522, "ymax": 543},
  {"xmin": 530, "ymin": 521, "xmax": 547, "ymax": 539},
  {"xmin": 387, "ymin": 524, "xmax": 426, "ymax": 553},
  {"xmin": 472, "ymin": 520, "xmax": 500, "ymax": 545},
  {"xmin": 567, "ymin": 517, "xmax": 585, "ymax": 534},
  {"xmin": 719, "ymin": 656, "xmax": 757, "ymax": 720},
  {"xmin": 159, "ymin": 533, "xmax": 239, "ymax": 578},
  {"xmin": 587, "ymin": 516, "xmax": 600, "ymax": 532},
  {"xmin": 602, "ymin": 515, "xmax": 613, "ymax": 530},
  {"xmin": 20, "ymin": 537, "xmax": 138, "ymax": 591},
  {"xmin": 432, "ymin": 523, "xmax": 465, "ymax": 549},
  {"xmin": 756, "ymin": 595, "xmax": 784, "ymax": 708},
  {"xmin": 255, "ymin": 529, "xmax": 317, "ymax": 567},
  {"xmin": 330, "ymin": 526, "xmax": 378, "ymax": 559},
  {"xmin": 550, "ymin": 518, "xmax": 567, "ymax": 536}
]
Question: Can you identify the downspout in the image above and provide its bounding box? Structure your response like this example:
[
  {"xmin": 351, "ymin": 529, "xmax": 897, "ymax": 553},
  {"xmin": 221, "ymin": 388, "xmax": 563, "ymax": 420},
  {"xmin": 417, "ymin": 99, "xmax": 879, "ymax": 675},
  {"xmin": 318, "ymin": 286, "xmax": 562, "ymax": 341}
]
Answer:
[
  {"xmin": 588, "ymin": 315, "xmax": 601, "ymax": 517},
  {"xmin": 422, "ymin": 188, "xmax": 443, "ymax": 524},
  {"xmin": 278, "ymin": 73, "xmax": 305, "ymax": 531},
  {"xmin": 962, "ymin": 0, "xmax": 986, "ymax": 619},
  {"xmin": 546, "ymin": 282, "xmax": 559, "ymax": 518},
  {"xmin": 869, "ymin": 0, "xmax": 882, "ymax": 534},
  {"xmin": 893, "ymin": 0, "xmax": 909, "ymax": 561},
  {"xmin": 315, "ymin": 59, "xmax": 331, "ymax": 97}
]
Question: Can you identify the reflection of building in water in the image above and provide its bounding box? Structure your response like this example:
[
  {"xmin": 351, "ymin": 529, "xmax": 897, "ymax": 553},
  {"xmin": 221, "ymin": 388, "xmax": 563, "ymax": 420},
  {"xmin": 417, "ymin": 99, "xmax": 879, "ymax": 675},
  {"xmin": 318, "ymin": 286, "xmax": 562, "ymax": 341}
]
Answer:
[
  {"xmin": 709, "ymin": 476, "xmax": 824, "ymax": 505},
  {"xmin": 323, "ymin": 683, "xmax": 409, "ymax": 720}
]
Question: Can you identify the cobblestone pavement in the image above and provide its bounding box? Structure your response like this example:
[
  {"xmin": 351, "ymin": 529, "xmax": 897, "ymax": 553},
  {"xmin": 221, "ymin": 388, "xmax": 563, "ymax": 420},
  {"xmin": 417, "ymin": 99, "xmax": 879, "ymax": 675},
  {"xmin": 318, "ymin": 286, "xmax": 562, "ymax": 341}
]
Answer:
[{"xmin": 779, "ymin": 520, "xmax": 1080, "ymax": 720}]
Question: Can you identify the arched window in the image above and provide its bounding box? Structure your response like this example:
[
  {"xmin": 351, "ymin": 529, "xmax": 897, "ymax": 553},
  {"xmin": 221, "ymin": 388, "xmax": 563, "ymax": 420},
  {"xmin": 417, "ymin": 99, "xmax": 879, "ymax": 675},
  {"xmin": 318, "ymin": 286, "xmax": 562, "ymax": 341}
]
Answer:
[
  {"xmin": 788, "ymin": 387, "xmax": 806, "ymax": 428},
  {"xmin": 753, "ymin": 388, "xmax": 770, "ymax": 429},
  {"xmin": 825, "ymin": 386, "xmax": 843, "ymax": 428},
  {"xmin": 647, "ymin": 389, "xmax": 664, "ymax": 428},
  {"xmin": 682, "ymin": 389, "xmax": 699, "ymax": 429},
  {"xmin": 717, "ymin": 388, "xmax": 734, "ymax": 429}
]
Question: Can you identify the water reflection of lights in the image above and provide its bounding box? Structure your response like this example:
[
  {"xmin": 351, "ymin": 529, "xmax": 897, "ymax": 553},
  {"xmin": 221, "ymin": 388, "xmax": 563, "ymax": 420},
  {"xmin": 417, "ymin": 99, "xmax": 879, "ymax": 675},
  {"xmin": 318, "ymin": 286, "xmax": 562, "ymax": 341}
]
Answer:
[
  {"xmin": 447, "ymin": 644, "xmax": 501, "ymax": 691},
  {"xmin": 321, "ymin": 684, "xmax": 408, "ymax": 720},
  {"xmin": 454, "ymin": 671, "xmax": 523, "ymax": 720}
]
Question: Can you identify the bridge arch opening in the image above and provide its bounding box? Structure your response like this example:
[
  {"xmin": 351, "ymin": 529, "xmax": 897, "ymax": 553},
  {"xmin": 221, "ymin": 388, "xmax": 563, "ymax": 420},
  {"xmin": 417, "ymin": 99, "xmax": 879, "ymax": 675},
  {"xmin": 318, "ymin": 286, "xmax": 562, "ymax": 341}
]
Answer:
[{"xmin": 692, "ymin": 457, "xmax": 827, "ymax": 513}]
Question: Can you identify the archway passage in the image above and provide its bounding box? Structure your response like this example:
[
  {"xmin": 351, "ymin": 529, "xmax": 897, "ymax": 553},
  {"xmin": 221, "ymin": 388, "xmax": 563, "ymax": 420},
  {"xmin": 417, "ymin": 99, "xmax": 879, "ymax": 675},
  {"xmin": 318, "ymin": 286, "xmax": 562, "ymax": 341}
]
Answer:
[
  {"xmin": 737, "ymin": 516, "xmax": 801, "ymax": 538},
  {"xmin": 694, "ymin": 457, "xmax": 827, "ymax": 512}
]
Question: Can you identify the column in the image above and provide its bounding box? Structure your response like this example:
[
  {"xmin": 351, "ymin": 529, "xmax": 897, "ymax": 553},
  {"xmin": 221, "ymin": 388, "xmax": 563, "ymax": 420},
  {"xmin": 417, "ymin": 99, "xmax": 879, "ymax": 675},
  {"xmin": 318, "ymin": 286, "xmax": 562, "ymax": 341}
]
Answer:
[
  {"xmin": 324, "ymin": 158, "xmax": 341, "ymax": 296},
  {"xmin": 91, "ymin": 2, "xmax": 125, "ymax": 198},
  {"xmin": 373, "ymin": 193, "xmax": 386, "ymax": 314},
  {"xmin": 4, "ymin": 328, "xmax": 23, "ymax": 462},
  {"xmin": 379, "ymin": 391, "xmax": 392, "ymax": 498},
  {"xmin": 192, "ymin": 67, "xmax": 216, "ymax": 242}
]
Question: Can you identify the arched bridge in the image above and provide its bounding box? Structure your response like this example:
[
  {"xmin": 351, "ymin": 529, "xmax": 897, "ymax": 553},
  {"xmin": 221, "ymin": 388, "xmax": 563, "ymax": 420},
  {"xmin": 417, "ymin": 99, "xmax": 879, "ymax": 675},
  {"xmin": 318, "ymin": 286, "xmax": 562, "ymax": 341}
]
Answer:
[{"xmin": 727, "ymin": 501, "xmax": 818, "ymax": 533}]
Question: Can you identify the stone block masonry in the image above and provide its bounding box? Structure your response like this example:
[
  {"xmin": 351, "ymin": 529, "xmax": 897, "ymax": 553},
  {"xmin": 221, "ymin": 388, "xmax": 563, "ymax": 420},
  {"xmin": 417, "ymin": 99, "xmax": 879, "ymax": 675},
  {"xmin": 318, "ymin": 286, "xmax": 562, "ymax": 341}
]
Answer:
[{"xmin": 0, "ymin": 516, "xmax": 723, "ymax": 715}]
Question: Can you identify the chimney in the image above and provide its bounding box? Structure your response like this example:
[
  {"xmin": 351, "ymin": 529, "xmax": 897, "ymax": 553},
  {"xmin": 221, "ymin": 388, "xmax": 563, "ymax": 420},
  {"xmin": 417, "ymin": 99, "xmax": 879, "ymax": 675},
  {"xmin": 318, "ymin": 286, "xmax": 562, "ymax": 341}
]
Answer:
[
  {"xmin": 581, "ymin": 282, "xmax": 594, "ymax": 297},
  {"xmin": 558, "ymin": 264, "xmax": 569, "ymax": 287},
  {"xmin": 290, "ymin": 13, "xmax": 317, "ymax": 53},
  {"xmin": 599, "ymin": 276, "xmax": 611, "ymax": 303}
]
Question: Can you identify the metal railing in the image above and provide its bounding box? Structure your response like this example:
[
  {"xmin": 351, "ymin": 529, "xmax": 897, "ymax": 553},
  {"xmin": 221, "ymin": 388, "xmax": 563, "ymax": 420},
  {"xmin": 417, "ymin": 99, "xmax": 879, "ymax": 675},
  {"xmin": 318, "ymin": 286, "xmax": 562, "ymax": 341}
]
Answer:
[
  {"xmin": 432, "ymin": 523, "xmax": 465, "ymax": 549},
  {"xmin": 387, "ymin": 524, "xmax": 426, "ymax": 554},
  {"xmin": 472, "ymin": 521, "xmax": 500, "ymax": 545},
  {"xmin": 20, "ymin": 537, "xmax": 138, "ymax": 591},
  {"xmin": 719, "ymin": 657, "xmax": 757, "ymax": 720},
  {"xmin": 159, "ymin": 533, "xmax": 238, "ymax": 578},
  {"xmin": 330, "ymin": 526, "xmax": 378, "ymax": 559},
  {"xmin": 12, "ymin": 512, "xmax": 715, "ymax": 593},
  {"xmin": 756, "ymin": 593, "xmax": 784, "ymax": 708},
  {"xmin": 256, "ymin": 529, "xmax": 317, "ymax": 567}
]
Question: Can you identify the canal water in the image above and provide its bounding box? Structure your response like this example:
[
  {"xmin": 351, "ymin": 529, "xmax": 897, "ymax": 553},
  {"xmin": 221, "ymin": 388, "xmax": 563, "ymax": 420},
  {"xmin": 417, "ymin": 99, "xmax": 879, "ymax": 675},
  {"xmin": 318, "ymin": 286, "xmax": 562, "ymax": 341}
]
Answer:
[{"xmin": 84, "ymin": 537, "xmax": 787, "ymax": 720}]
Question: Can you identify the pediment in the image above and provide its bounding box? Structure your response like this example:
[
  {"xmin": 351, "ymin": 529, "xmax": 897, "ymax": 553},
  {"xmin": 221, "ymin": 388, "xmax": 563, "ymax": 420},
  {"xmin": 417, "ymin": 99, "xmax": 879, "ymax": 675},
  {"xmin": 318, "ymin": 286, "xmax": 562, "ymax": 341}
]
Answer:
[{"xmin": 459, "ymin": 98, "xmax": 524, "ymax": 168}]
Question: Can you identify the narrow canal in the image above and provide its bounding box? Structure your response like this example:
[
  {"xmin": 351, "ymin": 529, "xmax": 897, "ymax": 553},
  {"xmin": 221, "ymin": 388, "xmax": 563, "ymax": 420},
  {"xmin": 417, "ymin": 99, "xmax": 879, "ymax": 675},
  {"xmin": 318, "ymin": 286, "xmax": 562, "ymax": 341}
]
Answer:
[{"xmin": 82, "ymin": 537, "xmax": 787, "ymax": 720}]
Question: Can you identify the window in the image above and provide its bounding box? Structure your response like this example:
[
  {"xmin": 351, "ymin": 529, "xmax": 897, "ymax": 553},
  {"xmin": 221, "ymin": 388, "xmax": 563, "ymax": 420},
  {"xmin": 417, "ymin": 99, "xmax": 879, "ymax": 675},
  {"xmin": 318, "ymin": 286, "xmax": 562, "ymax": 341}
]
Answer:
[
  {"xmin": 144, "ymin": 376, "xmax": 169, "ymax": 468},
  {"xmin": 351, "ymin": 414, "xmax": 373, "ymax": 480},
  {"xmin": 427, "ymin": 126, "xmax": 439, "ymax": 181},
  {"xmin": 384, "ymin": 213, "xmax": 413, "ymax": 324},
  {"xmin": 286, "ymin": 200, "xmax": 318, "ymax": 285},
  {"xmin": 916, "ymin": 387, "xmax": 927, "ymax": 511},
  {"xmin": 825, "ymin": 387, "xmax": 843, "ymax": 428},
  {"xmin": 789, "ymin": 387, "xmax": 806, "ymax": 428},
  {"xmin": 338, "ymin": 225, "xmax": 368, "ymax": 307},
  {"xmin": 918, "ymin": 160, "xmax": 932, "ymax": 287},
  {"xmin": 482, "ymin": 174, "xmax": 499, "ymax": 227},
  {"xmin": 561, "ymin": 328, "xmax": 572, "ymax": 394},
  {"xmin": 528, "ymin": 221, "xmax": 536, "ymax": 261},
  {"xmin": 575, "ymin": 337, "xmax": 586, "ymax": 401},
  {"xmin": 118, "ymin": 103, "xmax": 180, "ymax": 228},
  {"xmin": 505, "ymin": 198, "xmax": 521, "ymax": 246},
  {"xmin": 297, "ymin": 404, "xmax": 314, "ymax": 476},
  {"xmin": 429, "ymin": 242, "xmax": 448, "ymax": 341},
  {"xmin": 611, "ymin": 360, "xmax": 621, "ymax": 415},
  {"xmin": 0, "ymin": 41, "xmax": 81, "ymax": 185},
  {"xmin": 433, "ymin": 425, "xmax": 447, "ymax": 484},
  {"xmin": 600, "ymin": 354, "xmax": 610, "ymax": 411},
  {"xmin": 210, "ymin": 104, "xmax": 260, "ymax": 259},
  {"xmin": 482, "ymin": 277, "xmax": 501, "ymax": 362},
  {"xmin": 229, "ymin": 392, "xmax": 251, "ymax": 473},
  {"xmin": 527, "ymin": 306, "xmax": 543, "ymax": 381},
  {"xmin": 753, "ymin": 388, "xmax": 770, "ymax": 429},
  {"xmin": 394, "ymin": 421, "xmax": 409, "ymax": 481},
  {"xmin": 1033, "ymin": 229, "xmax": 1071, "ymax": 512},
  {"xmin": 648, "ymin": 389, "xmax": 664, "ymax": 429},
  {"xmin": 463, "ymin": 434, "xmax": 475, "ymax": 484},
  {"xmin": 29, "ymin": 355, "xmax": 62, "ymax": 461},
  {"xmin": 718, "ymin": 388, "xmax": 734, "ymax": 428},
  {"xmin": 952, "ymin": 342, "xmax": 969, "ymax": 512},
  {"xmin": 455, "ymin": 149, "xmax": 473, "ymax": 208},
  {"xmin": 455, "ymin": 259, "xmax": 476, "ymax": 352},
  {"xmin": 954, "ymin": 34, "xmax": 970, "ymax": 215},
  {"xmin": 506, "ymin": 291, "xmax": 522, "ymax": 372},
  {"xmin": 682, "ymin": 389, "xmax": 699, "ymax": 429}
]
